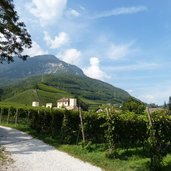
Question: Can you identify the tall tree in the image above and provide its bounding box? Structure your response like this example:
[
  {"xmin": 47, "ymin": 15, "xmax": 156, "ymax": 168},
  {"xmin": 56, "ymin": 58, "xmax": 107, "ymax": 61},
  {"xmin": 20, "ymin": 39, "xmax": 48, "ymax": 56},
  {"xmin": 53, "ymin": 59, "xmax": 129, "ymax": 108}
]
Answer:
[
  {"xmin": 163, "ymin": 101, "xmax": 167, "ymax": 109},
  {"xmin": 0, "ymin": 0, "xmax": 32, "ymax": 63}
]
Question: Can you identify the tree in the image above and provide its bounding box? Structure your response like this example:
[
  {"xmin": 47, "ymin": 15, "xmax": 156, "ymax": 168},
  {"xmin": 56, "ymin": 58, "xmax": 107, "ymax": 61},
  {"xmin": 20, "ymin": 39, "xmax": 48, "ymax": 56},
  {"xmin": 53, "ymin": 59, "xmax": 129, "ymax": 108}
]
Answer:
[
  {"xmin": 0, "ymin": 0, "xmax": 32, "ymax": 63},
  {"xmin": 168, "ymin": 96, "xmax": 171, "ymax": 114},
  {"xmin": 163, "ymin": 101, "xmax": 167, "ymax": 109},
  {"xmin": 122, "ymin": 97, "xmax": 146, "ymax": 114}
]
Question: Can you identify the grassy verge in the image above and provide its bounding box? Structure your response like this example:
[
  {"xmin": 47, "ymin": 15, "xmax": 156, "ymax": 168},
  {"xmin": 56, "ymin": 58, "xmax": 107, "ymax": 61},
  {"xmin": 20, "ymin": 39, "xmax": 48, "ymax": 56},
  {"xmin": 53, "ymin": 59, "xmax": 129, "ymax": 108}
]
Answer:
[{"xmin": 1, "ymin": 123, "xmax": 171, "ymax": 171}]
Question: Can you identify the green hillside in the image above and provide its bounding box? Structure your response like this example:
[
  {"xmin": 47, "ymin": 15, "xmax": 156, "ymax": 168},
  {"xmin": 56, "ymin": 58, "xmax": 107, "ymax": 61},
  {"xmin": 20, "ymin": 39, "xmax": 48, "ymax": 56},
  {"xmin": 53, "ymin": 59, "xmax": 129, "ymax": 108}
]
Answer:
[
  {"xmin": 1, "ymin": 82, "xmax": 101, "ymax": 108},
  {"xmin": 3, "ymin": 89, "xmax": 39, "ymax": 105},
  {"xmin": 2, "ymin": 83, "xmax": 71, "ymax": 106},
  {"xmin": 0, "ymin": 74, "xmax": 130, "ymax": 108},
  {"xmin": 42, "ymin": 74, "xmax": 130, "ymax": 103}
]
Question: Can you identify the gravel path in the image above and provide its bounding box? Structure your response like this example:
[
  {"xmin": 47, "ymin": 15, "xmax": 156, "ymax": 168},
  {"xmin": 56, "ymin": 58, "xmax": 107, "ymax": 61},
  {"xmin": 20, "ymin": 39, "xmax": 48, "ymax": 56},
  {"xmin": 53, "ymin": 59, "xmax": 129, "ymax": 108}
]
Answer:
[{"xmin": 0, "ymin": 126, "xmax": 102, "ymax": 171}]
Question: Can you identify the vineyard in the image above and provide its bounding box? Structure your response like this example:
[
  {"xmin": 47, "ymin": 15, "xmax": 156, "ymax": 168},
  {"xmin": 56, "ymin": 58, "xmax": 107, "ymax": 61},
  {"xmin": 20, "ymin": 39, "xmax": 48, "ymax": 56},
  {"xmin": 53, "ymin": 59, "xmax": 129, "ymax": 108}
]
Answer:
[{"xmin": 1, "ymin": 104, "xmax": 171, "ymax": 170}]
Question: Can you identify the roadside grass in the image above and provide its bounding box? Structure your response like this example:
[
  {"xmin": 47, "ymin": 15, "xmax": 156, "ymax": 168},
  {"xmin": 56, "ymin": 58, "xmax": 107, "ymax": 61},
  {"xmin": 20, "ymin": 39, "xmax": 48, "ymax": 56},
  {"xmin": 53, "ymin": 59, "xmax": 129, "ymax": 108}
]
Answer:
[
  {"xmin": 1, "ymin": 122, "xmax": 171, "ymax": 171},
  {"xmin": 57, "ymin": 145, "xmax": 149, "ymax": 171}
]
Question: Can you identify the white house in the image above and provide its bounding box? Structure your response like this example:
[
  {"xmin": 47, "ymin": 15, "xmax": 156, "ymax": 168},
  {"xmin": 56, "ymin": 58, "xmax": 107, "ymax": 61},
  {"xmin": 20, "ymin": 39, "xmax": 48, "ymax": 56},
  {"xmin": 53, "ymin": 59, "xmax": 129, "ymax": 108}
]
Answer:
[
  {"xmin": 57, "ymin": 98, "xmax": 77, "ymax": 110},
  {"xmin": 46, "ymin": 103, "xmax": 53, "ymax": 108},
  {"xmin": 32, "ymin": 101, "xmax": 39, "ymax": 107},
  {"xmin": 96, "ymin": 108, "xmax": 103, "ymax": 113}
]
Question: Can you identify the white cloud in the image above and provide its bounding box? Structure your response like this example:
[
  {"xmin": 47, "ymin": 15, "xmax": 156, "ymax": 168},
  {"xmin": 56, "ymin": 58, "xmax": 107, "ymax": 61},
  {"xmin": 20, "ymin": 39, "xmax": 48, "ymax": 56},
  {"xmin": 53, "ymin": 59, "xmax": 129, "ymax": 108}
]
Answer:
[
  {"xmin": 107, "ymin": 43, "xmax": 136, "ymax": 60},
  {"xmin": 140, "ymin": 95, "xmax": 155, "ymax": 104},
  {"xmin": 128, "ymin": 89, "xmax": 134, "ymax": 94},
  {"xmin": 84, "ymin": 57, "xmax": 110, "ymax": 81},
  {"xmin": 58, "ymin": 48, "xmax": 81, "ymax": 65},
  {"xmin": 133, "ymin": 82, "xmax": 171, "ymax": 105},
  {"xmin": 139, "ymin": 92, "xmax": 165, "ymax": 105},
  {"xmin": 22, "ymin": 41, "xmax": 47, "ymax": 57},
  {"xmin": 44, "ymin": 31, "xmax": 70, "ymax": 49},
  {"xmin": 92, "ymin": 6, "xmax": 147, "ymax": 19},
  {"xmin": 27, "ymin": 0, "xmax": 67, "ymax": 24},
  {"xmin": 68, "ymin": 9, "xmax": 80, "ymax": 17}
]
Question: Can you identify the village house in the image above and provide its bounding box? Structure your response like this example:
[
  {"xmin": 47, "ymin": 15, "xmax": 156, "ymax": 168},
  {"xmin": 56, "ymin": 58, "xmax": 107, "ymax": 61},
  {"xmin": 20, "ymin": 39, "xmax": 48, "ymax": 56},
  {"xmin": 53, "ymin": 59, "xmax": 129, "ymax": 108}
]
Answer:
[
  {"xmin": 32, "ymin": 101, "xmax": 39, "ymax": 107},
  {"xmin": 95, "ymin": 108, "xmax": 103, "ymax": 113},
  {"xmin": 57, "ymin": 98, "xmax": 77, "ymax": 110},
  {"xmin": 46, "ymin": 103, "xmax": 53, "ymax": 108}
]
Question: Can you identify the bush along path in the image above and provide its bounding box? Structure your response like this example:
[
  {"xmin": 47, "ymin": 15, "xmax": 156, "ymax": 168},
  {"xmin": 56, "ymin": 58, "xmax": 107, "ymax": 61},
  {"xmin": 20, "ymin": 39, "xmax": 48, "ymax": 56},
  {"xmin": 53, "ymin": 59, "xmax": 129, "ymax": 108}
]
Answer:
[{"xmin": 0, "ymin": 126, "xmax": 102, "ymax": 171}]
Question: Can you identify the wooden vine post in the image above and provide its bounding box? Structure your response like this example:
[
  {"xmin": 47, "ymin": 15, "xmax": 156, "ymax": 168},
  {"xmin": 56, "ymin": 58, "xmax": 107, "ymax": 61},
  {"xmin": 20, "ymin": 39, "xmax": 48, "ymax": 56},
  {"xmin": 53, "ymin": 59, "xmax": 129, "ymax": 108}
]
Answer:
[
  {"xmin": 7, "ymin": 108, "xmax": 10, "ymax": 124},
  {"xmin": 42, "ymin": 110, "xmax": 46, "ymax": 132},
  {"xmin": 79, "ymin": 107, "xmax": 85, "ymax": 146},
  {"xmin": 105, "ymin": 106, "xmax": 118, "ymax": 158},
  {"xmin": 106, "ymin": 107, "xmax": 113, "ymax": 150},
  {"xmin": 147, "ymin": 106, "xmax": 164, "ymax": 170},
  {"xmin": 147, "ymin": 107, "xmax": 152, "ymax": 127},
  {"xmin": 61, "ymin": 112, "xmax": 67, "ymax": 143},
  {"xmin": 27, "ymin": 110, "xmax": 30, "ymax": 123},
  {"xmin": 15, "ymin": 108, "xmax": 18, "ymax": 126}
]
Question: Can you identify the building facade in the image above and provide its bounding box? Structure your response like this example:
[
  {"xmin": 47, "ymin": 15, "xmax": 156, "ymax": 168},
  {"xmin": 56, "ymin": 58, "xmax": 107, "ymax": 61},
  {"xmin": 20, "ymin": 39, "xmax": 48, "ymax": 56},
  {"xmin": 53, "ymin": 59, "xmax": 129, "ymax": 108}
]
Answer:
[
  {"xmin": 57, "ymin": 98, "xmax": 77, "ymax": 110},
  {"xmin": 32, "ymin": 101, "xmax": 39, "ymax": 107},
  {"xmin": 46, "ymin": 103, "xmax": 53, "ymax": 108}
]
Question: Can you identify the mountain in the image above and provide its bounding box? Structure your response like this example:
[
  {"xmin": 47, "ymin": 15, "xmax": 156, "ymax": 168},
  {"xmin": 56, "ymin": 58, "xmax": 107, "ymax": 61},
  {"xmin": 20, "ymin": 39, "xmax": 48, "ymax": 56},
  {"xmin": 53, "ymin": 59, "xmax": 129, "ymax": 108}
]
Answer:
[
  {"xmin": 0, "ymin": 55, "xmax": 131, "ymax": 108},
  {"xmin": 0, "ymin": 54, "xmax": 84, "ymax": 86}
]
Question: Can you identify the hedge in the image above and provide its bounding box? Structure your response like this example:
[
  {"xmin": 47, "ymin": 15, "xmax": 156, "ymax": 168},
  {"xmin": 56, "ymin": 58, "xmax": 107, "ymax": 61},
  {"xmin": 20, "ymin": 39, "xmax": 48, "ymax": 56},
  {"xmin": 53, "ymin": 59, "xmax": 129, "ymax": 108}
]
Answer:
[{"xmin": 0, "ymin": 105, "xmax": 171, "ymax": 148}]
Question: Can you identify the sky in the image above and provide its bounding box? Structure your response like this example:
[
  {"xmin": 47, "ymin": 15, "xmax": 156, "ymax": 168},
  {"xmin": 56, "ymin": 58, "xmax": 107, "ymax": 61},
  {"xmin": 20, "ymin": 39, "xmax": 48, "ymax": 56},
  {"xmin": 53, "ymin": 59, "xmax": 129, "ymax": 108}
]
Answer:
[{"xmin": 13, "ymin": 0, "xmax": 171, "ymax": 105}]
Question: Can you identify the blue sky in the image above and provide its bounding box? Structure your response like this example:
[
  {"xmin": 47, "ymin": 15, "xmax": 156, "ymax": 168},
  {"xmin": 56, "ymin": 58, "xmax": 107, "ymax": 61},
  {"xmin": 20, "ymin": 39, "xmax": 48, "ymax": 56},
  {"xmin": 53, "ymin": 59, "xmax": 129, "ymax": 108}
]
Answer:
[{"xmin": 13, "ymin": 0, "xmax": 171, "ymax": 105}]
